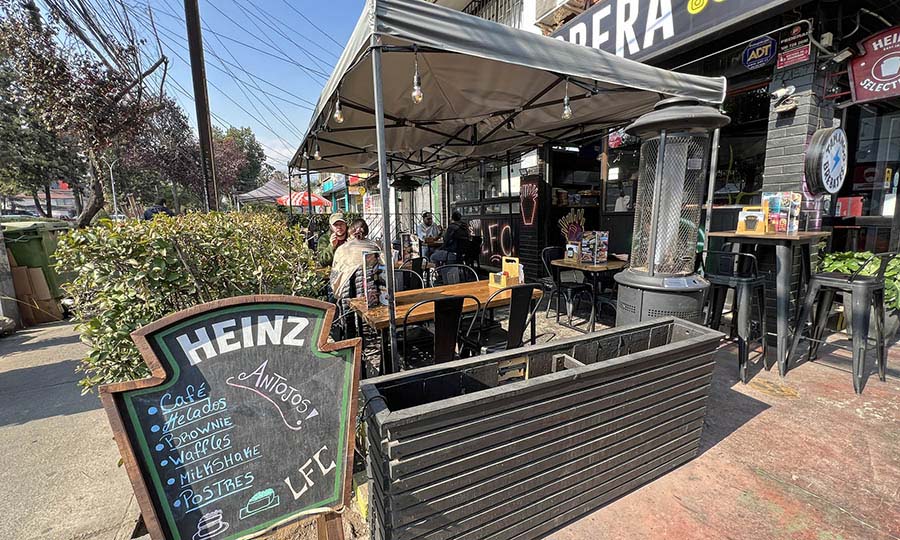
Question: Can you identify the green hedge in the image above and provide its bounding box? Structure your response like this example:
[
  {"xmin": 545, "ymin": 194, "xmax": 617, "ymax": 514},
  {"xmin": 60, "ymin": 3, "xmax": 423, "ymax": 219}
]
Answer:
[{"xmin": 56, "ymin": 212, "xmax": 325, "ymax": 391}]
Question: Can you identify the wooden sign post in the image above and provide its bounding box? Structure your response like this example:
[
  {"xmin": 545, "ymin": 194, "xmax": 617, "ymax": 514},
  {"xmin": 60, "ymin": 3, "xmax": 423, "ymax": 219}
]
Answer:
[{"xmin": 100, "ymin": 296, "xmax": 361, "ymax": 540}]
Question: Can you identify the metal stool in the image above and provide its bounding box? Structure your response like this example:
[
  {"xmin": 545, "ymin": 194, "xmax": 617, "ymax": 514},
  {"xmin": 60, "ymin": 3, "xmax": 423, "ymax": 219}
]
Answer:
[
  {"xmin": 787, "ymin": 252, "xmax": 896, "ymax": 394},
  {"xmin": 704, "ymin": 251, "xmax": 767, "ymax": 383}
]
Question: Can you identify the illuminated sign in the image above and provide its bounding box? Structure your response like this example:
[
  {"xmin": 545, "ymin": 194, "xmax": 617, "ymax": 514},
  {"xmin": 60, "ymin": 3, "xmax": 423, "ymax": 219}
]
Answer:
[
  {"xmin": 520, "ymin": 181, "xmax": 539, "ymax": 226},
  {"xmin": 552, "ymin": 0, "xmax": 797, "ymax": 63}
]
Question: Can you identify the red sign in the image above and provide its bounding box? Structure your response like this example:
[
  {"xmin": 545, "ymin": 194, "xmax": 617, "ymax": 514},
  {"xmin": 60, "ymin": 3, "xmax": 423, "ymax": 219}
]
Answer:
[
  {"xmin": 776, "ymin": 24, "xmax": 810, "ymax": 69},
  {"xmin": 850, "ymin": 26, "xmax": 900, "ymax": 104}
]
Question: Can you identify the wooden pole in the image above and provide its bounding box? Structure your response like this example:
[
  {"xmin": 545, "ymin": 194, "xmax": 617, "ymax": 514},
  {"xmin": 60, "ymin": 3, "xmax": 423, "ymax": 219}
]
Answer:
[
  {"xmin": 316, "ymin": 512, "xmax": 345, "ymax": 540},
  {"xmin": 183, "ymin": 0, "xmax": 218, "ymax": 211}
]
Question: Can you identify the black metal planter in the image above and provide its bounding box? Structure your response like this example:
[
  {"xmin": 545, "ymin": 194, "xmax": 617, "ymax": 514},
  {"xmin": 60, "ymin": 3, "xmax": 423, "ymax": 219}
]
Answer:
[{"xmin": 361, "ymin": 317, "xmax": 723, "ymax": 540}]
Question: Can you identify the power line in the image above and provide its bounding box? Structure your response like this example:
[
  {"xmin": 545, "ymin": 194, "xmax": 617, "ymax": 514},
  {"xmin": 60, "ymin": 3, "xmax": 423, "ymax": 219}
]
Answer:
[
  {"xmin": 125, "ymin": 12, "xmax": 295, "ymax": 163},
  {"xmin": 148, "ymin": 1, "xmax": 329, "ymax": 81},
  {"xmin": 240, "ymin": 0, "xmax": 340, "ymax": 62},
  {"xmin": 278, "ymin": 0, "xmax": 345, "ymax": 50}
]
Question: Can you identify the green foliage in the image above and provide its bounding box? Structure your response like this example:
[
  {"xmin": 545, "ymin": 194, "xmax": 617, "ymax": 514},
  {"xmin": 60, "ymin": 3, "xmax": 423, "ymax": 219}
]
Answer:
[
  {"xmin": 820, "ymin": 251, "xmax": 900, "ymax": 310},
  {"xmin": 56, "ymin": 211, "xmax": 326, "ymax": 391}
]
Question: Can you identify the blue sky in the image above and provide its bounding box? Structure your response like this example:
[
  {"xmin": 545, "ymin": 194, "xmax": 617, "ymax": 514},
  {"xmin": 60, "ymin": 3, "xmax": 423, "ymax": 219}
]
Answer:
[{"xmin": 125, "ymin": 1, "xmax": 364, "ymax": 170}]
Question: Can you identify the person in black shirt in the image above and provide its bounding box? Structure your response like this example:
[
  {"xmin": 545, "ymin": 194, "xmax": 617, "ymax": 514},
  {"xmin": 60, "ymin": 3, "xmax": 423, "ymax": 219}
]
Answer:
[
  {"xmin": 143, "ymin": 198, "xmax": 175, "ymax": 220},
  {"xmin": 430, "ymin": 210, "xmax": 469, "ymax": 264}
]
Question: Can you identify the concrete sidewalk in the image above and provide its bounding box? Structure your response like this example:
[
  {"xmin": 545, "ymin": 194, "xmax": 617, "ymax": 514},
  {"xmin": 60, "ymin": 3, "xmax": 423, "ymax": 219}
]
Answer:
[{"xmin": 0, "ymin": 322, "xmax": 136, "ymax": 540}]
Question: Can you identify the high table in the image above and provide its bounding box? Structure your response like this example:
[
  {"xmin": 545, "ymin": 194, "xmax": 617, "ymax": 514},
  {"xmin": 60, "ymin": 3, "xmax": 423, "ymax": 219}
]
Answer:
[
  {"xmin": 708, "ymin": 230, "xmax": 830, "ymax": 376},
  {"xmin": 348, "ymin": 280, "xmax": 541, "ymax": 375},
  {"xmin": 550, "ymin": 259, "xmax": 627, "ymax": 329}
]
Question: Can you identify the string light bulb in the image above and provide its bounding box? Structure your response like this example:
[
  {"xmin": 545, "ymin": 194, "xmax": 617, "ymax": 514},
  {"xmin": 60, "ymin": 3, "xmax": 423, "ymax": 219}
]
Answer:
[
  {"xmin": 561, "ymin": 79, "xmax": 573, "ymax": 120},
  {"xmin": 313, "ymin": 141, "xmax": 321, "ymax": 161},
  {"xmin": 411, "ymin": 52, "xmax": 424, "ymax": 104},
  {"xmin": 333, "ymin": 94, "xmax": 344, "ymax": 124}
]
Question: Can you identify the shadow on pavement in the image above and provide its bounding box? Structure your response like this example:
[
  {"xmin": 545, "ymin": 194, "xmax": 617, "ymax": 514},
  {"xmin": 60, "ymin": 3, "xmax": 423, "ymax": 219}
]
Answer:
[
  {"xmin": 698, "ymin": 352, "xmax": 770, "ymax": 455},
  {"xmin": 0, "ymin": 359, "xmax": 102, "ymax": 427}
]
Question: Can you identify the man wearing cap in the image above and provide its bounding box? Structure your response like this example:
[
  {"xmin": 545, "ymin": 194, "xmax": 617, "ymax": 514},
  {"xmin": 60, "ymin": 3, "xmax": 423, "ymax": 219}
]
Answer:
[
  {"xmin": 316, "ymin": 212, "xmax": 348, "ymax": 267},
  {"xmin": 416, "ymin": 212, "xmax": 441, "ymax": 258}
]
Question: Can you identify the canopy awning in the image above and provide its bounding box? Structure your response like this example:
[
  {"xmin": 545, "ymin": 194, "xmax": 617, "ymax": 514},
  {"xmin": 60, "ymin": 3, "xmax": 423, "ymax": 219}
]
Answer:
[
  {"xmin": 290, "ymin": 0, "xmax": 727, "ymax": 175},
  {"xmin": 236, "ymin": 179, "xmax": 289, "ymax": 203}
]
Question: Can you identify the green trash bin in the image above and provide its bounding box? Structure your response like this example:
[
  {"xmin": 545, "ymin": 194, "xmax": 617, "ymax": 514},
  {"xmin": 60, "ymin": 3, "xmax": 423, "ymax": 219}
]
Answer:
[{"xmin": 2, "ymin": 220, "xmax": 72, "ymax": 299}]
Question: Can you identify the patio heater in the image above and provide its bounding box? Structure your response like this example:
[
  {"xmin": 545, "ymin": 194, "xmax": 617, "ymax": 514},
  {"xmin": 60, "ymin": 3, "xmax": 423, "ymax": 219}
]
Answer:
[{"xmin": 615, "ymin": 97, "xmax": 729, "ymax": 325}]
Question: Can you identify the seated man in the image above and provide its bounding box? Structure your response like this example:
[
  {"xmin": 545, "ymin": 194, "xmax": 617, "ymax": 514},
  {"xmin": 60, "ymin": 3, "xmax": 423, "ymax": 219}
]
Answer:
[
  {"xmin": 316, "ymin": 213, "xmax": 348, "ymax": 267},
  {"xmin": 416, "ymin": 211, "xmax": 441, "ymax": 259},
  {"xmin": 330, "ymin": 218, "xmax": 381, "ymax": 301},
  {"xmin": 430, "ymin": 210, "xmax": 469, "ymax": 265}
]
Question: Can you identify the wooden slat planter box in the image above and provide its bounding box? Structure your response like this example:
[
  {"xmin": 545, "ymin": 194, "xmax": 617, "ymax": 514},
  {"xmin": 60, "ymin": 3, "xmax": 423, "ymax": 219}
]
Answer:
[{"xmin": 360, "ymin": 317, "xmax": 723, "ymax": 540}]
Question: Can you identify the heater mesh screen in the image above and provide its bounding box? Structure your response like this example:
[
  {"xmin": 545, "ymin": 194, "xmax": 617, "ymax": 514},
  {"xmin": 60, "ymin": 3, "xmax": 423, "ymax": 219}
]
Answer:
[
  {"xmin": 630, "ymin": 133, "xmax": 709, "ymax": 275},
  {"xmin": 630, "ymin": 140, "xmax": 658, "ymax": 271}
]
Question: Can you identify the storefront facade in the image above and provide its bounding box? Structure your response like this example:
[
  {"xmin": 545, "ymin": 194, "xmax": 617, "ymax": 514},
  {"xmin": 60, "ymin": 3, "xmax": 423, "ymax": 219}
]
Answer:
[{"xmin": 436, "ymin": 0, "xmax": 900, "ymax": 260}]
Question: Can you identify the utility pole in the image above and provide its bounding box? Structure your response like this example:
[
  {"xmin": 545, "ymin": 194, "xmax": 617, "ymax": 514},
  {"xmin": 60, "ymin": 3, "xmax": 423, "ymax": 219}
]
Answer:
[{"xmin": 183, "ymin": 0, "xmax": 218, "ymax": 211}]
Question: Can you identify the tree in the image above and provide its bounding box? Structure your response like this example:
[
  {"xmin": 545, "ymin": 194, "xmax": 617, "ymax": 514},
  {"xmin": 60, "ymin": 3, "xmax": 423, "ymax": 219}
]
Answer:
[
  {"xmin": 0, "ymin": 56, "xmax": 84, "ymax": 216},
  {"xmin": 222, "ymin": 126, "xmax": 265, "ymax": 194},
  {"xmin": 0, "ymin": 0, "xmax": 167, "ymax": 226},
  {"xmin": 212, "ymin": 127, "xmax": 248, "ymax": 197}
]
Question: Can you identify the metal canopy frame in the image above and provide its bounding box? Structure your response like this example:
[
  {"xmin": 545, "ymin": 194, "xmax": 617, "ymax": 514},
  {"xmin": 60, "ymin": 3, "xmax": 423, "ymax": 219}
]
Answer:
[{"xmin": 291, "ymin": 0, "xmax": 726, "ymax": 374}]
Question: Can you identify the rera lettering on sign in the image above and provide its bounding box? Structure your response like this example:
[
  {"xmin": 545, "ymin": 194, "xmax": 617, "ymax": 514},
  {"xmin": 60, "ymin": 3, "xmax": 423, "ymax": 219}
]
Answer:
[
  {"xmin": 552, "ymin": 0, "xmax": 798, "ymax": 62},
  {"xmin": 850, "ymin": 26, "xmax": 900, "ymax": 104}
]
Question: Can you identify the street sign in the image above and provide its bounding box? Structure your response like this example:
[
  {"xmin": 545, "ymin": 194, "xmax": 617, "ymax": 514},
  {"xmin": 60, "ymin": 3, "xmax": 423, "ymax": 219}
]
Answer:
[{"xmin": 101, "ymin": 296, "xmax": 361, "ymax": 540}]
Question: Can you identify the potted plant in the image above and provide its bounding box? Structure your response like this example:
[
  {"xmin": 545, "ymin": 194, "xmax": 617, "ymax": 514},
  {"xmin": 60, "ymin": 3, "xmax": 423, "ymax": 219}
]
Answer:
[{"xmin": 819, "ymin": 251, "xmax": 900, "ymax": 339}]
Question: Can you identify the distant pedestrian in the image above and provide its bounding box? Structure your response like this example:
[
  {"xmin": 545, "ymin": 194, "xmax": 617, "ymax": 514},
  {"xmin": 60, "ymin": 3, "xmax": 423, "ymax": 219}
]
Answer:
[
  {"xmin": 330, "ymin": 218, "xmax": 380, "ymax": 301},
  {"xmin": 143, "ymin": 198, "xmax": 175, "ymax": 220}
]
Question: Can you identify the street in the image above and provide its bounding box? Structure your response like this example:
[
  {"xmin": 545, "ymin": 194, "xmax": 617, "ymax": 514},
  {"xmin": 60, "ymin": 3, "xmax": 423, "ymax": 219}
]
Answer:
[{"xmin": 0, "ymin": 322, "xmax": 136, "ymax": 540}]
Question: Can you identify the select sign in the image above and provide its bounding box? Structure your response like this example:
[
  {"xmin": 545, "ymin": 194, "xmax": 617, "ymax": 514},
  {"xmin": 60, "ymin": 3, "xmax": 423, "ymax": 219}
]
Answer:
[{"xmin": 805, "ymin": 127, "xmax": 848, "ymax": 195}]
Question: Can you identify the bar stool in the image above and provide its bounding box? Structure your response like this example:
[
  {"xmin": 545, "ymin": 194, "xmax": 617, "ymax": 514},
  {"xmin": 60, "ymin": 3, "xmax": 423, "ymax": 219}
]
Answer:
[
  {"xmin": 787, "ymin": 252, "xmax": 896, "ymax": 394},
  {"xmin": 704, "ymin": 251, "xmax": 767, "ymax": 383}
]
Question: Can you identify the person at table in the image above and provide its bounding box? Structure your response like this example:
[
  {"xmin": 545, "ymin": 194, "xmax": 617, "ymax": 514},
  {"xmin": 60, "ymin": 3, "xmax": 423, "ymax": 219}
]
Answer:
[
  {"xmin": 316, "ymin": 212, "xmax": 348, "ymax": 267},
  {"xmin": 330, "ymin": 218, "xmax": 380, "ymax": 301},
  {"xmin": 416, "ymin": 211, "xmax": 441, "ymax": 258},
  {"xmin": 430, "ymin": 210, "xmax": 469, "ymax": 264}
]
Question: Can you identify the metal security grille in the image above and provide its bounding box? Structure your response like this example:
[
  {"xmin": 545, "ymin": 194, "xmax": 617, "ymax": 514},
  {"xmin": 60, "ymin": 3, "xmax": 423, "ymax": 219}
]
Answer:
[
  {"xmin": 629, "ymin": 134, "xmax": 709, "ymax": 276},
  {"xmin": 630, "ymin": 139, "xmax": 658, "ymax": 272},
  {"xmin": 465, "ymin": 0, "xmax": 524, "ymax": 28}
]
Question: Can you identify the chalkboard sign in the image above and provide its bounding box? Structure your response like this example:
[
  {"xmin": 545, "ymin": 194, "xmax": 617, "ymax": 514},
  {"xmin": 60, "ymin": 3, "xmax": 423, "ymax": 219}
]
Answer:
[{"xmin": 100, "ymin": 296, "xmax": 361, "ymax": 540}]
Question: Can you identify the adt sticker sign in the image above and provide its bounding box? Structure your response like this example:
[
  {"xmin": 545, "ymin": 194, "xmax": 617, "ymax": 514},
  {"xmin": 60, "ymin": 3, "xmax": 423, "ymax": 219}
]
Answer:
[
  {"xmin": 742, "ymin": 36, "xmax": 777, "ymax": 70},
  {"xmin": 100, "ymin": 296, "xmax": 361, "ymax": 540},
  {"xmin": 850, "ymin": 26, "xmax": 900, "ymax": 104}
]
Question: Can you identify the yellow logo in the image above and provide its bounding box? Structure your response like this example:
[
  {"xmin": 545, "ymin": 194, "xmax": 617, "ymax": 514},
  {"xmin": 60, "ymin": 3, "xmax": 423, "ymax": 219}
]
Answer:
[{"xmin": 687, "ymin": 0, "xmax": 707, "ymax": 14}]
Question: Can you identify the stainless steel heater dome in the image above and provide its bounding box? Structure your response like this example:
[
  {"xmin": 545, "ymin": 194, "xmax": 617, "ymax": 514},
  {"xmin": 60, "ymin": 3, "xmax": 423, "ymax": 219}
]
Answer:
[{"xmin": 615, "ymin": 97, "xmax": 730, "ymax": 325}]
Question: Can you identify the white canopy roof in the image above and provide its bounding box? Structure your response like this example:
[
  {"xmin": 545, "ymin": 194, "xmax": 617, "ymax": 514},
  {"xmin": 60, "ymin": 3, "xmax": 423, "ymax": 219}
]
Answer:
[{"xmin": 291, "ymin": 0, "xmax": 727, "ymax": 175}]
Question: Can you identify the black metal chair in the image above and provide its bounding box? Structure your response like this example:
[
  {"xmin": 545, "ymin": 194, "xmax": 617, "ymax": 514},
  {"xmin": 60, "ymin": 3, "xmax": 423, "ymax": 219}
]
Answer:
[
  {"xmin": 399, "ymin": 294, "xmax": 481, "ymax": 368},
  {"xmin": 401, "ymin": 256, "xmax": 431, "ymax": 286},
  {"xmin": 787, "ymin": 251, "xmax": 897, "ymax": 394},
  {"xmin": 540, "ymin": 246, "xmax": 593, "ymax": 325},
  {"xmin": 462, "ymin": 236, "xmax": 483, "ymax": 269},
  {"xmin": 704, "ymin": 251, "xmax": 767, "ymax": 383},
  {"xmin": 434, "ymin": 264, "xmax": 479, "ymax": 286},
  {"xmin": 394, "ymin": 269, "xmax": 424, "ymax": 291},
  {"xmin": 473, "ymin": 284, "xmax": 544, "ymax": 354}
]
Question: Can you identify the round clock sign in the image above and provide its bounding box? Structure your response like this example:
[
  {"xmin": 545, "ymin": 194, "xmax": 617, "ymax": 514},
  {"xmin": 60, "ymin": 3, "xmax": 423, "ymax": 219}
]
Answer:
[{"xmin": 805, "ymin": 127, "xmax": 848, "ymax": 195}]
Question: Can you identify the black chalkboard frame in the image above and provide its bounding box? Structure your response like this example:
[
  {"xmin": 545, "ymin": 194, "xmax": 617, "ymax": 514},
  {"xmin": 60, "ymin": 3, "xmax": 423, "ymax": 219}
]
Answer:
[{"xmin": 99, "ymin": 295, "xmax": 362, "ymax": 540}]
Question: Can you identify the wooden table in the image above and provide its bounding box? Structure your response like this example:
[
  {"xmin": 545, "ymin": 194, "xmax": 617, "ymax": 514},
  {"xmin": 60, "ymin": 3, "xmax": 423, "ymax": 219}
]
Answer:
[
  {"xmin": 551, "ymin": 259, "xmax": 627, "ymax": 274},
  {"xmin": 348, "ymin": 280, "xmax": 540, "ymax": 375},
  {"xmin": 708, "ymin": 230, "xmax": 830, "ymax": 375}
]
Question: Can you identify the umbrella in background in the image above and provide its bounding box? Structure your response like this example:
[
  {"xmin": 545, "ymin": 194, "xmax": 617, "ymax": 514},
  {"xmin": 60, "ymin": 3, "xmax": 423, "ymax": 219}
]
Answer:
[{"xmin": 276, "ymin": 191, "xmax": 332, "ymax": 208}]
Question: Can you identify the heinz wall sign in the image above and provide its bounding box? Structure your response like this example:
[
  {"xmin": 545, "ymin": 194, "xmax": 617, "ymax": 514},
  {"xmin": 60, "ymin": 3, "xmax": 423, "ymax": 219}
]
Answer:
[
  {"xmin": 552, "ymin": 0, "xmax": 798, "ymax": 63},
  {"xmin": 850, "ymin": 26, "xmax": 900, "ymax": 104}
]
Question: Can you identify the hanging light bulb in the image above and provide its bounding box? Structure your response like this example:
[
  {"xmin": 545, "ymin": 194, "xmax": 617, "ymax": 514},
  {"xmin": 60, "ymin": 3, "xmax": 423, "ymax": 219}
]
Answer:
[
  {"xmin": 313, "ymin": 140, "xmax": 321, "ymax": 161},
  {"xmin": 561, "ymin": 79, "xmax": 573, "ymax": 120},
  {"xmin": 333, "ymin": 93, "xmax": 344, "ymax": 124},
  {"xmin": 411, "ymin": 52, "xmax": 424, "ymax": 104}
]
